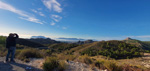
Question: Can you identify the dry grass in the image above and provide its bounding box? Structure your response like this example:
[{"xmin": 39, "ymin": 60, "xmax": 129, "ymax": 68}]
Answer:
[
  {"xmin": 16, "ymin": 48, "xmax": 42, "ymax": 62},
  {"xmin": 103, "ymin": 60, "xmax": 122, "ymax": 71},
  {"xmin": 56, "ymin": 54, "xmax": 77, "ymax": 61},
  {"xmin": 76, "ymin": 55, "xmax": 93, "ymax": 64},
  {"xmin": 43, "ymin": 57, "xmax": 67, "ymax": 71},
  {"xmin": 91, "ymin": 54, "xmax": 149, "ymax": 70}
]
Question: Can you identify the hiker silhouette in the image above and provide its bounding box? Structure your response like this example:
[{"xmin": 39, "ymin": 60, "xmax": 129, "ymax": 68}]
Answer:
[{"xmin": 5, "ymin": 33, "xmax": 19, "ymax": 62}]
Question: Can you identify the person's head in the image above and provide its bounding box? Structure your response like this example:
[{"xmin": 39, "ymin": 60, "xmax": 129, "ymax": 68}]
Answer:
[{"xmin": 9, "ymin": 33, "xmax": 14, "ymax": 37}]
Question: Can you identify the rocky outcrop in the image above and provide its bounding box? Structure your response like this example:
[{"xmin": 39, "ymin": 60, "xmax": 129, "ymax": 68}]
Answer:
[
  {"xmin": 65, "ymin": 61, "xmax": 106, "ymax": 71},
  {"xmin": 125, "ymin": 37, "xmax": 132, "ymax": 40}
]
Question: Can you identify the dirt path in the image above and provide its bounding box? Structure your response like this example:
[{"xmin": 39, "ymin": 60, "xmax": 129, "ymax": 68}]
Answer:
[{"xmin": 0, "ymin": 57, "xmax": 43, "ymax": 71}]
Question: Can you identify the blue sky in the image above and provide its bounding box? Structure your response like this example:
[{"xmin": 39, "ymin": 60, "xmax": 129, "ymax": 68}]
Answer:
[{"xmin": 0, "ymin": 0, "xmax": 150, "ymax": 41}]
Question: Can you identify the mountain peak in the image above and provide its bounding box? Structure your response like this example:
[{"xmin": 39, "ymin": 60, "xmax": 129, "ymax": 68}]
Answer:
[
  {"xmin": 125, "ymin": 37, "xmax": 132, "ymax": 40},
  {"xmin": 31, "ymin": 36, "xmax": 47, "ymax": 39}
]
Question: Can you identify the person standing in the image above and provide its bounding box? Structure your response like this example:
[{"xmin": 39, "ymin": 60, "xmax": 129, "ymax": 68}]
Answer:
[{"xmin": 5, "ymin": 33, "xmax": 19, "ymax": 62}]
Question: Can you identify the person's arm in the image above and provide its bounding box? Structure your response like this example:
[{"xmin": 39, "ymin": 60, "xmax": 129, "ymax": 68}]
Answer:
[{"xmin": 14, "ymin": 33, "xmax": 19, "ymax": 39}]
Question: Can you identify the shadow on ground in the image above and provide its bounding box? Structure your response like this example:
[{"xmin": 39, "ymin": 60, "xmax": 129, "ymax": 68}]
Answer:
[{"xmin": 0, "ymin": 61, "xmax": 42, "ymax": 71}]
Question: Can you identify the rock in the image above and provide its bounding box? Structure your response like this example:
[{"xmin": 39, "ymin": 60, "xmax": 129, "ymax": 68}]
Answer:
[{"xmin": 65, "ymin": 61, "xmax": 101, "ymax": 71}]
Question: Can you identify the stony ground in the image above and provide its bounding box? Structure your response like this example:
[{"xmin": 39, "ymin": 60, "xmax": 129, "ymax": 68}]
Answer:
[
  {"xmin": 141, "ymin": 53, "xmax": 150, "ymax": 68},
  {"xmin": 0, "ymin": 57, "xmax": 43, "ymax": 71},
  {"xmin": 0, "ymin": 53, "xmax": 150, "ymax": 71},
  {"xmin": 65, "ymin": 61, "xmax": 107, "ymax": 71},
  {"xmin": 115, "ymin": 53, "xmax": 150, "ymax": 69},
  {"xmin": 0, "ymin": 57, "xmax": 102, "ymax": 71}
]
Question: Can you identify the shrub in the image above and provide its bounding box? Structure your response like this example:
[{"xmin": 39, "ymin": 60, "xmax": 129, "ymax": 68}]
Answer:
[
  {"xmin": 15, "ymin": 49, "xmax": 22, "ymax": 57},
  {"xmin": 95, "ymin": 60, "xmax": 105, "ymax": 69},
  {"xmin": 43, "ymin": 57, "xmax": 67, "ymax": 71},
  {"xmin": 40, "ymin": 49, "xmax": 52, "ymax": 57},
  {"xmin": 122, "ymin": 64, "xmax": 143, "ymax": 71},
  {"xmin": 0, "ymin": 46, "xmax": 7, "ymax": 57},
  {"xmin": 17, "ymin": 48, "xmax": 42, "ymax": 61},
  {"xmin": 58, "ymin": 61, "xmax": 67, "ymax": 71},
  {"xmin": 43, "ymin": 57, "xmax": 59, "ymax": 71},
  {"xmin": 0, "ymin": 36, "xmax": 6, "ymax": 46},
  {"xmin": 48, "ymin": 43, "xmax": 79, "ymax": 53},
  {"xmin": 56, "ymin": 54, "xmax": 77, "ymax": 61},
  {"xmin": 104, "ymin": 61, "xmax": 122, "ymax": 71},
  {"xmin": 81, "ymin": 41, "xmax": 142, "ymax": 59},
  {"xmin": 78, "ymin": 55, "xmax": 93, "ymax": 64}
]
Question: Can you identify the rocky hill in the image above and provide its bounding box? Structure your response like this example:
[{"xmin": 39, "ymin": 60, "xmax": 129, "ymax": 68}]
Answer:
[{"xmin": 123, "ymin": 37, "xmax": 150, "ymax": 50}]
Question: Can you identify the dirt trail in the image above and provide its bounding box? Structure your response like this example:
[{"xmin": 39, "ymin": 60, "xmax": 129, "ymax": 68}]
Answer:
[{"xmin": 0, "ymin": 57, "xmax": 43, "ymax": 71}]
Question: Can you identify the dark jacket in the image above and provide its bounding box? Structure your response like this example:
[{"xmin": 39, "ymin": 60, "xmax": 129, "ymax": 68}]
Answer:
[{"xmin": 6, "ymin": 34, "xmax": 19, "ymax": 48}]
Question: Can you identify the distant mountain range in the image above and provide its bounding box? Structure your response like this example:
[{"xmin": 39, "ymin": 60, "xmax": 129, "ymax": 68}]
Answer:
[
  {"xmin": 1, "ymin": 35, "xmax": 150, "ymax": 50},
  {"xmin": 28, "ymin": 38, "xmax": 60, "ymax": 44},
  {"xmin": 57, "ymin": 37, "xmax": 85, "ymax": 42},
  {"xmin": 30, "ymin": 36, "xmax": 60, "ymax": 44},
  {"xmin": 31, "ymin": 36, "xmax": 85, "ymax": 42},
  {"xmin": 31, "ymin": 36, "xmax": 47, "ymax": 39},
  {"xmin": 76, "ymin": 40, "xmax": 95, "ymax": 44}
]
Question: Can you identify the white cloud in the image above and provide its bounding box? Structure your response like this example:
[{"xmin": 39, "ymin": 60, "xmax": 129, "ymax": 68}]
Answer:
[
  {"xmin": 31, "ymin": 9, "xmax": 37, "ymax": 13},
  {"xmin": 37, "ymin": 8, "xmax": 42, "ymax": 10},
  {"xmin": 0, "ymin": 1, "xmax": 43, "ymax": 24},
  {"xmin": 31, "ymin": 9, "xmax": 45, "ymax": 17},
  {"xmin": 42, "ymin": 0, "xmax": 62, "ymax": 13},
  {"xmin": 19, "ymin": 17, "xmax": 43, "ymax": 24},
  {"xmin": 50, "ymin": 22, "xmax": 55, "ymax": 26},
  {"xmin": 62, "ymin": 27, "xmax": 67, "ymax": 29},
  {"xmin": 51, "ymin": 14, "xmax": 62, "ymax": 22},
  {"xmin": 39, "ymin": 12, "xmax": 45, "ymax": 16}
]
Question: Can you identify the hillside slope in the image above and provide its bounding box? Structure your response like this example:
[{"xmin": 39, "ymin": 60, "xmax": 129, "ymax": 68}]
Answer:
[
  {"xmin": 16, "ymin": 38, "xmax": 45, "ymax": 48},
  {"xmin": 29, "ymin": 38, "xmax": 60, "ymax": 45},
  {"xmin": 70, "ymin": 40, "xmax": 142, "ymax": 59},
  {"xmin": 0, "ymin": 36, "xmax": 45, "ymax": 48},
  {"xmin": 123, "ymin": 37, "xmax": 150, "ymax": 50}
]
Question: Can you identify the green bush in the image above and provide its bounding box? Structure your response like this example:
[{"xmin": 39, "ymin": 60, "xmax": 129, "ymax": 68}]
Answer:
[
  {"xmin": 0, "ymin": 36, "xmax": 6, "ymax": 46},
  {"xmin": 81, "ymin": 41, "xmax": 142, "ymax": 59},
  {"xmin": 43, "ymin": 57, "xmax": 67, "ymax": 71},
  {"xmin": 48, "ymin": 43, "xmax": 79, "ymax": 53}
]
